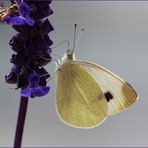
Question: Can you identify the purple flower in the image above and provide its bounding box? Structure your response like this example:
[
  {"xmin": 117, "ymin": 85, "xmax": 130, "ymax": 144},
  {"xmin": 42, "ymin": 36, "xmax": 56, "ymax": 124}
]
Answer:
[
  {"xmin": 6, "ymin": 15, "xmax": 34, "ymax": 26},
  {"xmin": 24, "ymin": 0, "xmax": 53, "ymax": 20},
  {"xmin": 6, "ymin": 2, "xmax": 35, "ymax": 26},
  {"xmin": 5, "ymin": 65, "xmax": 20, "ymax": 84},
  {"xmin": 33, "ymin": 52, "xmax": 52, "ymax": 66},
  {"xmin": 21, "ymin": 73, "xmax": 50, "ymax": 98},
  {"xmin": 10, "ymin": 52, "xmax": 27, "ymax": 66},
  {"xmin": 29, "ymin": 19, "xmax": 54, "ymax": 38},
  {"xmin": 9, "ymin": 33, "xmax": 25, "ymax": 52},
  {"xmin": 18, "ymin": 1, "xmax": 30, "ymax": 18},
  {"xmin": 6, "ymin": 0, "xmax": 54, "ymax": 98}
]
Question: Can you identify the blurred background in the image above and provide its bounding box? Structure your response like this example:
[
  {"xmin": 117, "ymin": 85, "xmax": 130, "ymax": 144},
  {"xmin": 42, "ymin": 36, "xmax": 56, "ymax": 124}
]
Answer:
[
  {"xmin": 0, "ymin": 0, "xmax": 12, "ymax": 7},
  {"xmin": 0, "ymin": 1, "xmax": 148, "ymax": 147}
]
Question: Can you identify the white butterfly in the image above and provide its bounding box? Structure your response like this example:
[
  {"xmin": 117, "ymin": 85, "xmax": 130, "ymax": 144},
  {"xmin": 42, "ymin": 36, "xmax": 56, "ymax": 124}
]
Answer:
[{"xmin": 54, "ymin": 24, "xmax": 138, "ymax": 128}]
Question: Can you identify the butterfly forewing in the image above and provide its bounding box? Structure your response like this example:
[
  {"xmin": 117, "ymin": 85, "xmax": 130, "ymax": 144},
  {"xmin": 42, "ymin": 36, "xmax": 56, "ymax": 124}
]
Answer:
[
  {"xmin": 71, "ymin": 61, "xmax": 138, "ymax": 116},
  {"xmin": 56, "ymin": 64, "xmax": 108, "ymax": 128}
]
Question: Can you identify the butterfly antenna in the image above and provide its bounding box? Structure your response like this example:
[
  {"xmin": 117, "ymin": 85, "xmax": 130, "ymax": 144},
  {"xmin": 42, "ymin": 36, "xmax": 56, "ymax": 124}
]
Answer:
[
  {"xmin": 77, "ymin": 28, "xmax": 84, "ymax": 44},
  {"xmin": 72, "ymin": 24, "xmax": 77, "ymax": 53}
]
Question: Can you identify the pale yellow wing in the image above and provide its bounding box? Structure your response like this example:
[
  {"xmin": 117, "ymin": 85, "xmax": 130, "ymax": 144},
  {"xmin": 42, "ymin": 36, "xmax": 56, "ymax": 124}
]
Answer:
[
  {"xmin": 71, "ymin": 61, "xmax": 138, "ymax": 116},
  {"xmin": 56, "ymin": 64, "xmax": 108, "ymax": 128}
]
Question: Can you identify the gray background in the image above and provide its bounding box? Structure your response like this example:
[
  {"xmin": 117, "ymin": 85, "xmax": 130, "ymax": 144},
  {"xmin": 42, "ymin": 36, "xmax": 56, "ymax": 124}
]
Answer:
[{"xmin": 0, "ymin": 1, "xmax": 148, "ymax": 147}]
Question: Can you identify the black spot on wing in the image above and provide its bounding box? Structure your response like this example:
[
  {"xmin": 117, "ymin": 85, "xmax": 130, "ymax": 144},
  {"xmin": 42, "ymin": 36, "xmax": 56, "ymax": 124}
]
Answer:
[{"xmin": 104, "ymin": 91, "xmax": 114, "ymax": 102}]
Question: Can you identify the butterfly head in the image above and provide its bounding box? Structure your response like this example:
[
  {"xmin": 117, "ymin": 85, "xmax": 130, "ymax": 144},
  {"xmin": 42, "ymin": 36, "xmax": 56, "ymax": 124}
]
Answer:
[
  {"xmin": 58, "ymin": 49, "xmax": 75, "ymax": 67},
  {"xmin": 66, "ymin": 48, "xmax": 76, "ymax": 61}
]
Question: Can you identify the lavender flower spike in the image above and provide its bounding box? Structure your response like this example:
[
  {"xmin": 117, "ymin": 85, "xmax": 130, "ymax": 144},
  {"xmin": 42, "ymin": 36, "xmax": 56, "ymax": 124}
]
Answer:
[
  {"xmin": 5, "ymin": 0, "xmax": 54, "ymax": 98},
  {"xmin": 21, "ymin": 73, "xmax": 50, "ymax": 98}
]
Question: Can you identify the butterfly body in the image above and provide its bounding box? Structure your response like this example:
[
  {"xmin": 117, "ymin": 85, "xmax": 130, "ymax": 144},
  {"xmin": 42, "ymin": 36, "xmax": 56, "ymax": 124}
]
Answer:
[{"xmin": 56, "ymin": 49, "xmax": 138, "ymax": 128}]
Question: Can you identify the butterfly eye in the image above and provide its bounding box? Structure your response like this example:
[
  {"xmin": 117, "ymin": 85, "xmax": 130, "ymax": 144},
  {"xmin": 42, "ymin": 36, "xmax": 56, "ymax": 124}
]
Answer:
[{"xmin": 104, "ymin": 91, "xmax": 114, "ymax": 102}]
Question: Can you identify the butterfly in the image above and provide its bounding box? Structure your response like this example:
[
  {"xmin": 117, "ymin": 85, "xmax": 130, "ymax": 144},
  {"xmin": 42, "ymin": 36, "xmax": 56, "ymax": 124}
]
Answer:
[{"xmin": 55, "ymin": 24, "xmax": 138, "ymax": 128}]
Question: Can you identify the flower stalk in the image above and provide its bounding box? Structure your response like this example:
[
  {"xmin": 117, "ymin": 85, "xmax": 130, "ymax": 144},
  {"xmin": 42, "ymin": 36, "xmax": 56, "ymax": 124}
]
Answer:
[{"xmin": 14, "ymin": 97, "xmax": 28, "ymax": 148}]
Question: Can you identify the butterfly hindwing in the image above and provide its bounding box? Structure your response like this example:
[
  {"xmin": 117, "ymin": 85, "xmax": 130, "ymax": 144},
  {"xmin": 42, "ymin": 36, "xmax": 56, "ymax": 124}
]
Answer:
[
  {"xmin": 71, "ymin": 61, "xmax": 138, "ymax": 116},
  {"xmin": 56, "ymin": 63, "xmax": 107, "ymax": 128}
]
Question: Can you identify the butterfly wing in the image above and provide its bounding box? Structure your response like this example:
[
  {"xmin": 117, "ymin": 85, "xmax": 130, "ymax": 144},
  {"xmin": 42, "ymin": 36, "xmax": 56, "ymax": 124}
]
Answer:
[
  {"xmin": 56, "ymin": 64, "xmax": 107, "ymax": 128},
  {"xmin": 71, "ymin": 61, "xmax": 138, "ymax": 116}
]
